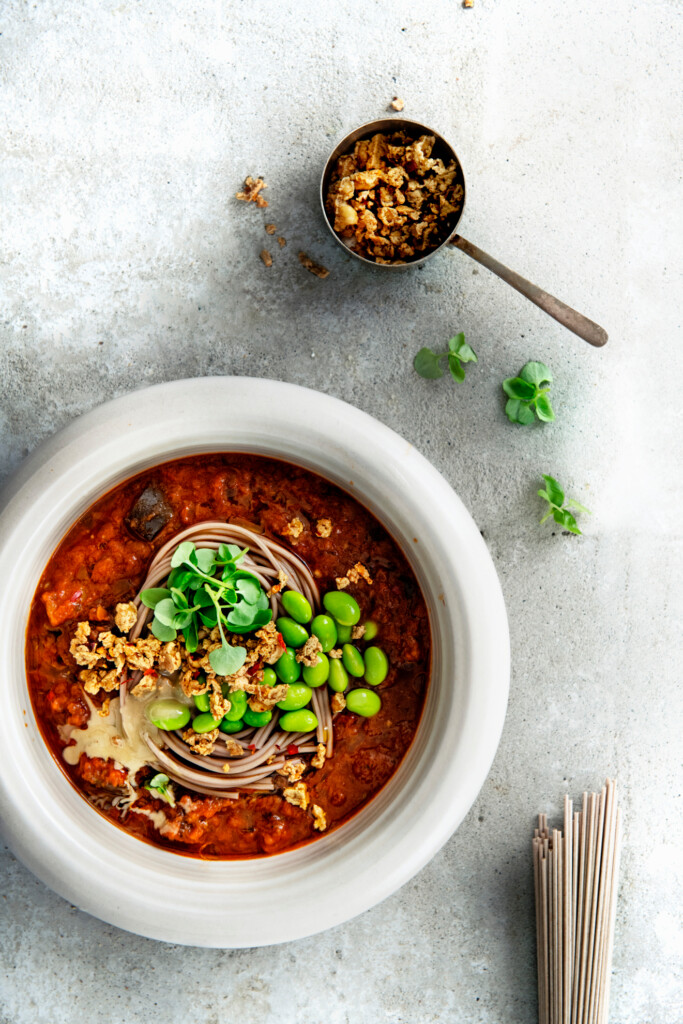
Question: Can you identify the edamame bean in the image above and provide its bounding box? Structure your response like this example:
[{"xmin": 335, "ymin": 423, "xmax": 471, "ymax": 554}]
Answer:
[
  {"xmin": 346, "ymin": 688, "xmax": 381, "ymax": 718},
  {"xmin": 303, "ymin": 652, "xmax": 330, "ymax": 687},
  {"xmin": 243, "ymin": 708, "xmax": 272, "ymax": 728},
  {"xmin": 223, "ymin": 689, "xmax": 248, "ymax": 721},
  {"xmin": 274, "ymin": 647, "xmax": 301, "ymax": 684},
  {"xmin": 193, "ymin": 692, "xmax": 210, "ymax": 712},
  {"xmin": 276, "ymin": 616, "xmax": 310, "ymax": 648},
  {"xmin": 311, "ymin": 614, "xmax": 338, "ymax": 652},
  {"xmin": 279, "ymin": 709, "xmax": 319, "ymax": 732},
  {"xmin": 322, "ymin": 590, "xmax": 361, "ymax": 626},
  {"xmin": 147, "ymin": 698, "xmax": 191, "ymax": 731},
  {"xmin": 363, "ymin": 646, "xmax": 389, "ymax": 686},
  {"xmin": 336, "ymin": 623, "xmax": 352, "ymax": 643},
  {"xmin": 363, "ymin": 620, "xmax": 379, "ymax": 641},
  {"xmin": 219, "ymin": 718, "xmax": 244, "ymax": 733},
  {"xmin": 328, "ymin": 659, "xmax": 349, "ymax": 693},
  {"xmin": 281, "ymin": 590, "xmax": 312, "ymax": 624},
  {"xmin": 262, "ymin": 666, "xmax": 278, "ymax": 687},
  {"xmin": 192, "ymin": 711, "xmax": 222, "ymax": 733},
  {"xmin": 342, "ymin": 643, "xmax": 365, "ymax": 678},
  {"xmin": 276, "ymin": 683, "xmax": 313, "ymax": 711}
]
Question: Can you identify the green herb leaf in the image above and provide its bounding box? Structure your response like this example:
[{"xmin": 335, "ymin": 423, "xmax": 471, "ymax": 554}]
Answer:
[
  {"xmin": 150, "ymin": 618, "xmax": 177, "ymax": 642},
  {"xmin": 447, "ymin": 353, "xmax": 466, "ymax": 382},
  {"xmin": 566, "ymin": 498, "xmax": 592, "ymax": 515},
  {"xmin": 235, "ymin": 576, "xmax": 262, "ymax": 604},
  {"xmin": 448, "ymin": 333, "xmax": 478, "ymax": 364},
  {"xmin": 182, "ymin": 618, "xmax": 199, "ymax": 653},
  {"xmin": 541, "ymin": 474, "xmax": 564, "ymax": 507},
  {"xmin": 414, "ymin": 347, "xmax": 444, "ymax": 379},
  {"xmin": 506, "ymin": 399, "xmax": 536, "ymax": 425},
  {"xmin": 535, "ymin": 393, "xmax": 555, "ymax": 422},
  {"xmin": 199, "ymin": 608, "xmax": 218, "ymax": 627},
  {"xmin": 170, "ymin": 541, "xmax": 196, "ymax": 569},
  {"xmin": 172, "ymin": 609, "xmax": 194, "ymax": 630},
  {"xmin": 503, "ymin": 377, "xmax": 536, "ymax": 402},
  {"xmin": 153, "ymin": 597, "xmax": 178, "ymax": 628},
  {"xmin": 144, "ymin": 772, "xmax": 175, "ymax": 806},
  {"xmin": 140, "ymin": 588, "xmax": 170, "ymax": 609},
  {"xmin": 209, "ymin": 643, "xmax": 247, "ymax": 677},
  {"xmin": 195, "ymin": 548, "xmax": 217, "ymax": 574},
  {"xmin": 520, "ymin": 361, "xmax": 552, "ymax": 387}
]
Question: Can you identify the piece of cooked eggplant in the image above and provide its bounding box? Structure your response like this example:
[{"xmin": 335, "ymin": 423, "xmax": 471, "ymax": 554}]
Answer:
[{"xmin": 124, "ymin": 483, "xmax": 173, "ymax": 541}]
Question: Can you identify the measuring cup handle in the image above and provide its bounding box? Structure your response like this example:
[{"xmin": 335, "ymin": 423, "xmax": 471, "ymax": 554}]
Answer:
[{"xmin": 449, "ymin": 235, "xmax": 608, "ymax": 347}]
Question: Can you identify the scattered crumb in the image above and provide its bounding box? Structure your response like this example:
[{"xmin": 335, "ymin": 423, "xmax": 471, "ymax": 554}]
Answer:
[
  {"xmin": 335, "ymin": 576, "xmax": 350, "ymax": 590},
  {"xmin": 284, "ymin": 517, "xmax": 304, "ymax": 540},
  {"xmin": 114, "ymin": 602, "xmax": 138, "ymax": 634},
  {"xmin": 236, "ymin": 175, "xmax": 268, "ymax": 207},
  {"xmin": 312, "ymin": 804, "xmax": 328, "ymax": 831},
  {"xmin": 390, "ymin": 96, "xmax": 405, "ymax": 111},
  {"xmin": 298, "ymin": 251, "xmax": 329, "ymax": 279},
  {"xmin": 346, "ymin": 562, "xmax": 373, "ymax": 585},
  {"xmin": 330, "ymin": 691, "xmax": 346, "ymax": 714},
  {"xmin": 315, "ymin": 518, "xmax": 332, "ymax": 538},
  {"xmin": 277, "ymin": 236, "xmax": 286, "ymax": 247},
  {"xmin": 328, "ymin": 648, "xmax": 343, "ymax": 659},
  {"xmin": 311, "ymin": 743, "xmax": 326, "ymax": 769},
  {"xmin": 260, "ymin": 249, "xmax": 273, "ymax": 267},
  {"xmin": 351, "ymin": 624, "xmax": 366, "ymax": 640},
  {"xmin": 283, "ymin": 781, "xmax": 309, "ymax": 810},
  {"xmin": 265, "ymin": 223, "xmax": 276, "ymax": 234},
  {"xmin": 463, "ymin": 0, "xmax": 473, "ymax": 6}
]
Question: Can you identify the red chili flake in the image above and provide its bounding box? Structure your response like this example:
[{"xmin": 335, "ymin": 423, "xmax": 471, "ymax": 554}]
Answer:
[
  {"xmin": 287, "ymin": 744, "xmax": 299, "ymax": 755},
  {"xmin": 277, "ymin": 632, "xmax": 286, "ymax": 649},
  {"xmin": 248, "ymin": 743, "xmax": 257, "ymax": 752},
  {"xmin": 144, "ymin": 668, "xmax": 158, "ymax": 677},
  {"xmin": 247, "ymin": 659, "xmax": 263, "ymax": 676}
]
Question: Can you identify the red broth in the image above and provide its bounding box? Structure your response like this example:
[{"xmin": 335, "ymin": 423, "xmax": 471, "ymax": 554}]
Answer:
[{"xmin": 25, "ymin": 454, "xmax": 430, "ymax": 858}]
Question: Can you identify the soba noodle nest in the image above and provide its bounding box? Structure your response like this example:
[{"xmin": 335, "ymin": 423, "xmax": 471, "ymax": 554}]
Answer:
[{"xmin": 121, "ymin": 522, "xmax": 335, "ymax": 798}]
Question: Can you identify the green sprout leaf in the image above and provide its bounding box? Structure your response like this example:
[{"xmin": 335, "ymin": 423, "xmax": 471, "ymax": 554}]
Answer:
[
  {"xmin": 153, "ymin": 598, "xmax": 177, "ymax": 627},
  {"xmin": 209, "ymin": 643, "xmax": 247, "ymax": 677},
  {"xmin": 414, "ymin": 347, "xmax": 444, "ymax": 379},
  {"xmin": 195, "ymin": 548, "xmax": 217, "ymax": 574},
  {"xmin": 537, "ymin": 474, "xmax": 591, "ymax": 535},
  {"xmin": 150, "ymin": 618, "xmax": 177, "ymax": 642},
  {"xmin": 140, "ymin": 587, "xmax": 170, "ymax": 609},
  {"xmin": 144, "ymin": 773, "xmax": 175, "ymax": 807},
  {"xmin": 170, "ymin": 540, "xmax": 196, "ymax": 569},
  {"xmin": 502, "ymin": 361, "xmax": 555, "ymax": 425},
  {"xmin": 414, "ymin": 333, "xmax": 477, "ymax": 384}
]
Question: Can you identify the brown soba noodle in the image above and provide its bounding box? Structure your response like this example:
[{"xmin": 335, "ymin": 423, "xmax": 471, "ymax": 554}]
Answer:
[{"xmin": 121, "ymin": 521, "xmax": 334, "ymax": 799}]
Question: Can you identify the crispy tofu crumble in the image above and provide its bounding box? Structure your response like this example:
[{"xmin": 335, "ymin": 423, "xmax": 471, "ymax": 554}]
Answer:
[
  {"xmin": 265, "ymin": 223, "xmax": 276, "ymax": 234},
  {"xmin": 182, "ymin": 727, "xmax": 219, "ymax": 756},
  {"xmin": 260, "ymin": 249, "xmax": 273, "ymax": 267},
  {"xmin": 236, "ymin": 175, "xmax": 268, "ymax": 207},
  {"xmin": 315, "ymin": 517, "xmax": 332, "ymax": 538},
  {"xmin": 283, "ymin": 781, "xmax": 309, "ymax": 810},
  {"xmin": 390, "ymin": 96, "xmax": 405, "ymax": 111},
  {"xmin": 278, "ymin": 759, "xmax": 306, "ymax": 783},
  {"xmin": 114, "ymin": 602, "xmax": 138, "ymax": 634},
  {"xmin": 325, "ymin": 131, "xmax": 463, "ymax": 263},
  {"xmin": 328, "ymin": 648, "xmax": 343, "ymax": 659},
  {"xmin": 347, "ymin": 562, "xmax": 373, "ymax": 585},
  {"xmin": 298, "ymin": 251, "xmax": 330, "ymax": 279},
  {"xmin": 223, "ymin": 738, "xmax": 244, "ymax": 758},
  {"xmin": 311, "ymin": 804, "xmax": 328, "ymax": 831},
  {"xmin": 295, "ymin": 634, "xmax": 323, "ymax": 666},
  {"xmin": 277, "ymin": 236, "xmax": 286, "ymax": 247},
  {"xmin": 311, "ymin": 743, "xmax": 326, "ymax": 769},
  {"xmin": 330, "ymin": 692, "xmax": 346, "ymax": 714},
  {"xmin": 351, "ymin": 624, "xmax": 366, "ymax": 640},
  {"xmin": 335, "ymin": 576, "xmax": 350, "ymax": 590},
  {"xmin": 284, "ymin": 517, "xmax": 304, "ymax": 540}
]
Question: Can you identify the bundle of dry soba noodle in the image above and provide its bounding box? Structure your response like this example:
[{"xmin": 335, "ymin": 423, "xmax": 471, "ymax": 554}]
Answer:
[{"xmin": 533, "ymin": 780, "xmax": 622, "ymax": 1024}]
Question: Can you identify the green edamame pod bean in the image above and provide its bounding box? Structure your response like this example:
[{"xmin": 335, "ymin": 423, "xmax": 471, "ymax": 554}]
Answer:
[
  {"xmin": 363, "ymin": 620, "xmax": 379, "ymax": 641},
  {"xmin": 311, "ymin": 614, "xmax": 338, "ymax": 652},
  {"xmin": 279, "ymin": 709, "xmax": 319, "ymax": 732},
  {"xmin": 276, "ymin": 683, "xmax": 313, "ymax": 711},
  {"xmin": 328, "ymin": 658, "xmax": 349, "ymax": 693},
  {"xmin": 342, "ymin": 643, "xmax": 365, "ymax": 678},
  {"xmin": 146, "ymin": 699, "xmax": 191, "ymax": 731},
  {"xmin": 346, "ymin": 688, "xmax": 381, "ymax": 718},
  {"xmin": 243, "ymin": 708, "xmax": 272, "ymax": 728},
  {"xmin": 223, "ymin": 689, "xmax": 248, "ymax": 721},
  {"xmin": 303, "ymin": 652, "xmax": 330, "ymax": 687},
  {"xmin": 322, "ymin": 590, "xmax": 361, "ymax": 626},
  {"xmin": 192, "ymin": 711, "xmax": 222, "ymax": 733},
  {"xmin": 281, "ymin": 590, "xmax": 312, "ymax": 624},
  {"xmin": 363, "ymin": 646, "xmax": 389, "ymax": 686},
  {"xmin": 274, "ymin": 647, "xmax": 301, "ymax": 684},
  {"xmin": 193, "ymin": 692, "xmax": 211, "ymax": 712},
  {"xmin": 262, "ymin": 666, "xmax": 278, "ymax": 687},
  {"xmin": 336, "ymin": 623, "xmax": 352, "ymax": 643},
  {"xmin": 219, "ymin": 718, "xmax": 244, "ymax": 733},
  {"xmin": 276, "ymin": 616, "xmax": 310, "ymax": 648}
]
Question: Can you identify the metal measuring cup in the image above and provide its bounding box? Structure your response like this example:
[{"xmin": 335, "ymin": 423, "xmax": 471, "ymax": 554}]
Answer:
[{"xmin": 320, "ymin": 118, "xmax": 607, "ymax": 347}]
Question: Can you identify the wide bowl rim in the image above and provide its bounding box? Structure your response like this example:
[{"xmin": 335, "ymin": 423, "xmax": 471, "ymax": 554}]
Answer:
[{"xmin": 0, "ymin": 376, "xmax": 509, "ymax": 947}]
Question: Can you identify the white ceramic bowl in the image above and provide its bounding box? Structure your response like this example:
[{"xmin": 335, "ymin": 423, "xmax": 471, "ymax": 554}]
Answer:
[{"xmin": 0, "ymin": 377, "xmax": 509, "ymax": 947}]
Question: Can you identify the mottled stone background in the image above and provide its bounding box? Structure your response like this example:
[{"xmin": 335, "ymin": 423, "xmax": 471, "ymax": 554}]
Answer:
[{"xmin": 1, "ymin": 0, "xmax": 681, "ymax": 1021}]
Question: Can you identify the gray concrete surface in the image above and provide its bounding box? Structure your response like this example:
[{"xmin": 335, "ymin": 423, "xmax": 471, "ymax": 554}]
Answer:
[{"xmin": 1, "ymin": 0, "xmax": 682, "ymax": 1021}]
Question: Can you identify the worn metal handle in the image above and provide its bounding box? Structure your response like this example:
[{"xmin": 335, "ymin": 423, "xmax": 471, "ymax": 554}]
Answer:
[{"xmin": 450, "ymin": 235, "xmax": 608, "ymax": 348}]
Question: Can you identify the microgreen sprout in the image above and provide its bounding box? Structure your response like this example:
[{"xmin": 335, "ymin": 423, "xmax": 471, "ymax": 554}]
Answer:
[
  {"xmin": 502, "ymin": 361, "xmax": 555, "ymax": 424},
  {"xmin": 414, "ymin": 333, "xmax": 478, "ymax": 383},
  {"xmin": 144, "ymin": 772, "xmax": 175, "ymax": 806},
  {"xmin": 140, "ymin": 541, "xmax": 271, "ymax": 676},
  {"xmin": 538, "ymin": 475, "xmax": 591, "ymax": 535}
]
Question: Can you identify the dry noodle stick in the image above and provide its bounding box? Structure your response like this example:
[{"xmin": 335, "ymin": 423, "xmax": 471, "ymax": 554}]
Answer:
[
  {"xmin": 587, "ymin": 784, "xmax": 611, "ymax": 1024},
  {"xmin": 582, "ymin": 787, "xmax": 606, "ymax": 1024},
  {"xmin": 540, "ymin": 849, "xmax": 550, "ymax": 1024},
  {"xmin": 600, "ymin": 807, "xmax": 622, "ymax": 1023},
  {"xmin": 534, "ymin": 838, "xmax": 545, "ymax": 1024},
  {"xmin": 563, "ymin": 797, "xmax": 573, "ymax": 1024},
  {"xmin": 589, "ymin": 782, "xmax": 618, "ymax": 1024},
  {"xmin": 576, "ymin": 793, "xmax": 595, "ymax": 1024}
]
